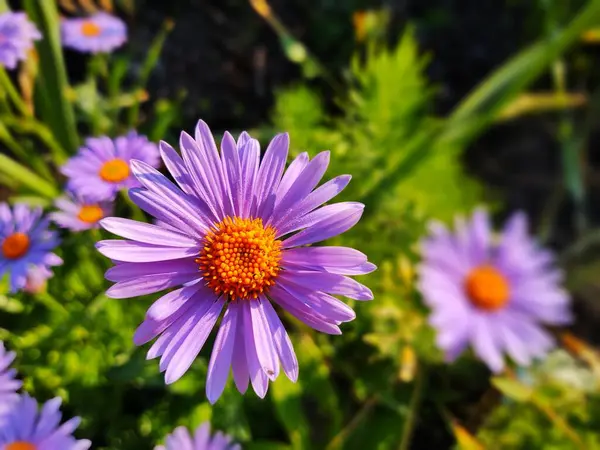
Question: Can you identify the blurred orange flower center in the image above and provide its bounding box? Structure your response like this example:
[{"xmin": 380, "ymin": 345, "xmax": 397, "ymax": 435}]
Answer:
[
  {"xmin": 99, "ymin": 158, "xmax": 130, "ymax": 183},
  {"xmin": 81, "ymin": 21, "xmax": 101, "ymax": 37},
  {"xmin": 6, "ymin": 442, "xmax": 37, "ymax": 450},
  {"xmin": 464, "ymin": 265, "xmax": 510, "ymax": 311},
  {"xmin": 78, "ymin": 204, "xmax": 104, "ymax": 224},
  {"xmin": 2, "ymin": 232, "xmax": 30, "ymax": 260},
  {"xmin": 197, "ymin": 217, "xmax": 282, "ymax": 300}
]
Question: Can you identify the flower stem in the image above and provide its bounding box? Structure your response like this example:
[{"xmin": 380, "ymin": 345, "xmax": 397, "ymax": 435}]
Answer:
[{"xmin": 398, "ymin": 364, "xmax": 427, "ymax": 450}]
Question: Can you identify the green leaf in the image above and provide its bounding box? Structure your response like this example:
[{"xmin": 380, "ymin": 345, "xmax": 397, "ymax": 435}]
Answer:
[
  {"xmin": 24, "ymin": 0, "xmax": 78, "ymax": 155},
  {"xmin": 0, "ymin": 154, "xmax": 58, "ymax": 198},
  {"xmin": 271, "ymin": 375, "xmax": 310, "ymax": 450},
  {"xmin": 245, "ymin": 442, "xmax": 293, "ymax": 450},
  {"xmin": 492, "ymin": 377, "xmax": 533, "ymax": 402}
]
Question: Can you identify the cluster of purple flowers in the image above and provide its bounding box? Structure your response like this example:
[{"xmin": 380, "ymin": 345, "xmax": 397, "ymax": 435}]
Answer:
[
  {"xmin": 0, "ymin": 3, "xmax": 577, "ymax": 448},
  {"xmin": 0, "ymin": 341, "xmax": 237, "ymax": 449}
]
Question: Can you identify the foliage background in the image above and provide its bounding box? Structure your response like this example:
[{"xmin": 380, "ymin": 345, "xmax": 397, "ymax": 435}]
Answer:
[{"xmin": 2, "ymin": 0, "xmax": 600, "ymax": 448}]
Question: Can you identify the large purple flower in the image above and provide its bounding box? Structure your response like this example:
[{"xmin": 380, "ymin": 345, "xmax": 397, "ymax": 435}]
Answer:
[
  {"xmin": 155, "ymin": 422, "xmax": 240, "ymax": 450},
  {"xmin": 61, "ymin": 12, "xmax": 126, "ymax": 54},
  {"xmin": 418, "ymin": 209, "xmax": 572, "ymax": 372},
  {"xmin": 0, "ymin": 342, "xmax": 21, "ymax": 419},
  {"xmin": 0, "ymin": 12, "xmax": 41, "ymax": 70},
  {"xmin": 0, "ymin": 203, "xmax": 62, "ymax": 293},
  {"xmin": 97, "ymin": 120, "xmax": 375, "ymax": 403},
  {"xmin": 61, "ymin": 132, "xmax": 160, "ymax": 202},
  {"xmin": 0, "ymin": 394, "xmax": 91, "ymax": 449}
]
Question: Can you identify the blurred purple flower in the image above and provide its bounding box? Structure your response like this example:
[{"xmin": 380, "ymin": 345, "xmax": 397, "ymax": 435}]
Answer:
[
  {"xmin": 61, "ymin": 12, "xmax": 126, "ymax": 54},
  {"xmin": 418, "ymin": 209, "xmax": 572, "ymax": 372},
  {"xmin": 61, "ymin": 132, "xmax": 160, "ymax": 202},
  {"xmin": 0, "ymin": 394, "xmax": 91, "ymax": 449},
  {"xmin": 23, "ymin": 265, "xmax": 53, "ymax": 295},
  {"xmin": 0, "ymin": 12, "xmax": 41, "ymax": 70},
  {"xmin": 155, "ymin": 422, "xmax": 240, "ymax": 450},
  {"xmin": 50, "ymin": 193, "xmax": 112, "ymax": 232},
  {"xmin": 0, "ymin": 342, "xmax": 21, "ymax": 419},
  {"xmin": 97, "ymin": 120, "xmax": 375, "ymax": 403},
  {"xmin": 0, "ymin": 203, "xmax": 62, "ymax": 293}
]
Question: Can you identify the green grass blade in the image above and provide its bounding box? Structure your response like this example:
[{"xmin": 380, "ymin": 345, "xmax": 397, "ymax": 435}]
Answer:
[
  {"xmin": 0, "ymin": 154, "xmax": 58, "ymax": 198},
  {"xmin": 24, "ymin": 0, "xmax": 78, "ymax": 154},
  {"xmin": 445, "ymin": 0, "xmax": 600, "ymax": 146}
]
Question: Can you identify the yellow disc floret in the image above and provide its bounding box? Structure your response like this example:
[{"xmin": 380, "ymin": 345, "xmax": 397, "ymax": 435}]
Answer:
[
  {"xmin": 77, "ymin": 204, "xmax": 104, "ymax": 224},
  {"xmin": 99, "ymin": 158, "xmax": 130, "ymax": 183},
  {"xmin": 2, "ymin": 232, "xmax": 30, "ymax": 260},
  {"xmin": 6, "ymin": 442, "xmax": 37, "ymax": 450},
  {"xmin": 464, "ymin": 265, "xmax": 510, "ymax": 311},
  {"xmin": 81, "ymin": 21, "xmax": 102, "ymax": 37},
  {"xmin": 197, "ymin": 217, "xmax": 282, "ymax": 300}
]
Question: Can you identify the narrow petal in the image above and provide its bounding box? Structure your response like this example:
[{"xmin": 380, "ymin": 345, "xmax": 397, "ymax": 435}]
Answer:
[
  {"xmin": 206, "ymin": 304, "xmax": 238, "ymax": 404},
  {"xmin": 249, "ymin": 298, "xmax": 280, "ymax": 380},
  {"xmin": 106, "ymin": 272, "xmax": 198, "ymax": 298},
  {"xmin": 282, "ymin": 246, "xmax": 367, "ymax": 268},
  {"xmin": 262, "ymin": 299, "xmax": 299, "ymax": 382},
  {"xmin": 280, "ymin": 270, "xmax": 373, "ymax": 300},
  {"xmin": 147, "ymin": 283, "xmax": 205, "ymax": 321},
  {"xmin": 230, "ymin": 302, "xmax": 250, "ymax": 394},
  {"xmin": 96, "ymin": 240, "xmax": 200, "ymax": 262},
  {"xmin": 243, "ymin": 300, "xmax": 269, "ymax": 397},
  {"xmin": 105, "ymin": 259, "xmax": 198, "ymax": 282},
  {"xmin": 254, "ymin": 133, "xmax": 289, "ymax": 218},
  {"xmin": 100, "ymin": 217, "xmax": 198, "ymax": 247},
  {"xmin": 281, "ymin": 202, "xmax": 364, "ymax": 246}
]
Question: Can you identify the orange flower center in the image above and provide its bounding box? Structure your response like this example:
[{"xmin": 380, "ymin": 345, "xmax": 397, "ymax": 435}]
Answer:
[
  {"xmin": 81, "ymin": 21, "xmax": 101, "ymax": 37},
  {"xmin": 6, "ymin": 442, "xmax": 37, "ymax": 450},
  {"xmin": 197, "ymin": 217, "xmax": 282, "ymax": 300},
  {"xmin": 99, "ymin": 158, "xmax": 130, "ymax": 183},
  {"xmin": 2, "ymin": 232, "xmax": 30, "ymax": 260},
  {"xmin": 464, "ymin": 265, "xmax": 510, "ymax": 311},
  {"xmin": 77, "ymin": 204, "xmax": 104, "ymax": 224}
]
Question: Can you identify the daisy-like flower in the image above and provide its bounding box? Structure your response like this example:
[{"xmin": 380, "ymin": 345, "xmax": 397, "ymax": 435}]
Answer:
[
  {"xmin": 0, "ymin": 203, "xmax": 62, "ymax": 293},
  {"xmin": 418, "ymin": 210, "xmax": 572, "ymax": 372},
  {"xmin": 0, "ymin": 394, "xmax": 91, "ymax": 449},
  {"xmin": 0, "ymin": 342, "xmax": 21, "ymax": 418},
  {"xmin": 0, "ymin": 12, "xmax": 41, "ymax": 70},
  {"xmin": 61, "ymin": 132, "xmax": 160, "ymax": 202},
  {"xmin": 97, "ymin": 120, "xmax": 375, "ymax": 403},
  {"xmin": 50, "ymin": 193, "xmax": 112, "ymax": 231},
  {"xmin": 61, "ymin": 12, "xmax": 126, "ymax": 54},
  {"xmin": 23, "ymin": 266, "xmax": 53, "ymax": 295},
  {"xmin": 155, "ymin": 422, "xmax": 240, "ymax": 450}
]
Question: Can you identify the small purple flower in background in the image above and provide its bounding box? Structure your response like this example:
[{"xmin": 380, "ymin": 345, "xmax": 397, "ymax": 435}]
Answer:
[
  {"xmin": 0, "ymin": 394, "xmax": 91, "ymax": 450},
  {"xmin": 155, "ymin": 422, "xmax": 240, "ymax": 450},
  {"xmin": 61, "ymin": 12, "xmax": 126, "ymax": 54},
  {"xmin": 0, "ymin": 203, "xmax": 62, "ymax": 293},
  {"xmin": 50, "ymin": 193, "xmax": 112, "ymax": 232},
  {"xmin": 418, "ymin": 209, "xmax": 572, "ymax": 372},
  {"xmin": 0, "ymin": 342, "xmax": 21, "ymax": 419},
  {"xmin": 23, "ymin": 266, "xmax": 53, "ymax": 295},
  {"xmin": 61, "ymin": 132, "xmax": 159, "ymax": 202},
  {"xmin": 0, "ymin": 12, "xmax": 41, "ymax": 70},
  {"xmin": 97, "ymin": 120, "xmax": 375, "ymax": 403}
]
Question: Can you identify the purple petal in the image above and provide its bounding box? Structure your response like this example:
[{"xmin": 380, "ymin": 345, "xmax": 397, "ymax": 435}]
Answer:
[
  {"xmin": 281, "ymin": 202, "xmax": 364, "ymax": 246},
  {"xmin": 96, "ymin": 240, "xmax": 200, "ymax": 262},
  {"xmin": 159, "ymin": 140, "xmax": 196, "ymax": 196},
  {"xmin": 282, "ymin": 246, "xmax": 367, "ymax": 268},
  {"xmin": 239, "ymin": 135, "xmax": 260, "ymax": 218},
  {"xmin": 249, "ymin": 298, "xmax": 280, "ymax": 381},
  {"xmin": 164, "ymin": 298, "xmax": 224, "ymax": 383},
  {"xmin": 280, "ymin": 270, "xmax": 373, "ymax": 300},
  {"xmin": 230, "ymin": 302, "xmax": 250, "ymax": 394},
  {"xmin": 146, "ymin": 283, "xmax": 205, "ymax": 321},
  {"xmin": 274, "ymin": 152, "xmax": 309, "ymax": 207},
  {"xmin": 206, "ymin": 304, "xmax": 238, "ymax": 404},
  {"xmin": 261, "ymin": 299, "xmax": 299, "ymax": 382},
  {"xmin": 105, "ymin": 259, "xmax": 198, "ymax": 282},
  {"xmin": 106, "ymin": 272, "xmax": 198, "ymax": 298},
  {"xmin": 242, "ymin": 300, "xmax": 270, "ymax": 398},
  {"xmin": 221, "ymin": 131, "xmax": 242, "ymax": 217},
  {"xmin": 100, "ymin": 217, "xmax": 198, "ymax": 247},
  {"xmin": 254, "ymin": 133, "xmax": 289, "ymax": 218}
]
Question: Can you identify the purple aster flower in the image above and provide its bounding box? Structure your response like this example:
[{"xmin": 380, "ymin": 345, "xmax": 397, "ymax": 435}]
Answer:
[
  {"xmin": 418, "ymin": 209, "xmax": 572, "ymax": 372},
  {"xmin": 0, "ymin": 12, "xmax": 41, "ymax": 70},
  {"xmin": 23, "ymin": 266, "xmax": 53, "ymax": 295},
  {"xmin": 155, "ymin": 422, "xmax": 240, "ymax": 450},
  {"xmin": 0, "ymin": 394, "xmax": 91, "ymax": 450},
  {"xmin": 50, "ymin": 193, "xmax": 112, "ymax": 232},
  {"xmin": 61, "ymin": 132, "xmax": 160, "ymax": 202},
  {"xmin": 61, "ymin": 12, "xmax": 126, "ymax": 54},
  {"xmin": 97, "ymin": 120, "xmax": 375, "ymax": 403},
  {"xmin": 0, "ymin": 203, "xmax": 62, "ymax": 294},
  {"xmin": 0, "ymin": 342, "xmax": 21, "ymax": 419}
]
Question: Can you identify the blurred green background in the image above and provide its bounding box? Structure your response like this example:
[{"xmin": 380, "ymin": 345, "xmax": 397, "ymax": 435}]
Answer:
[{"xmin": 3, "ymin": 0, "xmax": 600, "ymax": 448}]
